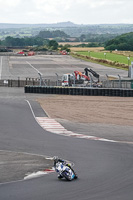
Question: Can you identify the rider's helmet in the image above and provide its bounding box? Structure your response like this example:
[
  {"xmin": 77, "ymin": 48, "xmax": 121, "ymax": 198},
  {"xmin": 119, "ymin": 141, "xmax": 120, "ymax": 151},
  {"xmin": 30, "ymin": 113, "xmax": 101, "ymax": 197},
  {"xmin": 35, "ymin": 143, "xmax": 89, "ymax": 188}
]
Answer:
[{"xmin": 53, "ymin": 156, "xmax": 59, "ymax": 164}]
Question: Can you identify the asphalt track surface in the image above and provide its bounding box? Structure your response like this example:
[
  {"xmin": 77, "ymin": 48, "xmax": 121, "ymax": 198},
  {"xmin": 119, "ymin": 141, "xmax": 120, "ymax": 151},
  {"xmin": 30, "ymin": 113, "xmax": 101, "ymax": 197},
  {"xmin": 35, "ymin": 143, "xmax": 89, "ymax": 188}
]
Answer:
[
  {"xmin": 0, "ymin": 55, "xmax": 127, "ymax": 80},
  {"xmin": 0, "ymin": 55, "xmax": 133, "ymax": 199},
  {"xmin": 0, "ymin": 97, "xmax": 133, "ymax": 200}
]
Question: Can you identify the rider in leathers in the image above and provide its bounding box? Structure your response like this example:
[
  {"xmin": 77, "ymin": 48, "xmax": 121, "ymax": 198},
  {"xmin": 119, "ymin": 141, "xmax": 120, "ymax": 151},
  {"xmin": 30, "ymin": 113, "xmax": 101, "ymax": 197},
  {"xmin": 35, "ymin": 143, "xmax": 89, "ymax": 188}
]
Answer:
[{"xmin": 53, "ymin": 157, "xmax": 77, "ymax": 179}]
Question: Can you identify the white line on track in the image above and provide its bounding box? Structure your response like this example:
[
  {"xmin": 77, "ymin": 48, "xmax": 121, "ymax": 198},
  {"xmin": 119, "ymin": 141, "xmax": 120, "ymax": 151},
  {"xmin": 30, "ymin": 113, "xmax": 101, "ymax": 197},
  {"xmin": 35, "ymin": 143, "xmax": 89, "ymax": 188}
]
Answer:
[
  {"xmin": 25, "ymin": 100, "xmax": 36, "ymax": 118},
  {"xmin": 0, "ymin": 150, "xmax": 54, "ymax": 185},
  {"xmin": 26, "ymin": 61, "xmax": 42, "ymax": 75},
  {"xmin": 24, "ymin": 168, "xmax": 55, "ymax": 180},
  {"xmin": 0, "ymin": 149, "xmax": 53, "ymax": 160}
]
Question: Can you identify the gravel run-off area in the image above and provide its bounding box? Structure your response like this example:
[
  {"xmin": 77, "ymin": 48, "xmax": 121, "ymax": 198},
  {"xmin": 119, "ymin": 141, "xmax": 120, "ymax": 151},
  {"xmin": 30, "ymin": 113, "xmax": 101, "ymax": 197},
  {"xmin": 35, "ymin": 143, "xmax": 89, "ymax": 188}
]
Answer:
[{"xmin": 38, "ymin": 95, "xmax": 133, "ymax": 126}]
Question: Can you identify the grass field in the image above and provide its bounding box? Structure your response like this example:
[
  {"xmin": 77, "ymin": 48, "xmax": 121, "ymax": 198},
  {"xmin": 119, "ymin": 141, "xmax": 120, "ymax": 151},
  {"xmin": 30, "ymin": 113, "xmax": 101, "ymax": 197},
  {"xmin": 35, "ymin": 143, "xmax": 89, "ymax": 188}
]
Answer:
[{"xmin": 76, "ymin": 51, "xmax": 133, "ymax": 65}]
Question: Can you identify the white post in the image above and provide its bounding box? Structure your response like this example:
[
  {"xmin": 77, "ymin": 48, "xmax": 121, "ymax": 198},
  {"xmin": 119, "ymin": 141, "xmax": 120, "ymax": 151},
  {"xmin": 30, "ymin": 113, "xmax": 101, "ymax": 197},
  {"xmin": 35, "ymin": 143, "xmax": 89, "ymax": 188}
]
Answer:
[
  {"xmin": 127, "ymin": 57, "xmax": 130, "ymax": 67},
  {"xmin": 131, "ymin": 62, "xmax": 133, "ymax": 79},
  {"xmin": 104, "ymin": 53, "xmax": 106, "ymax": 59},
  {"xmin": 55, "ymin": 73, "xmax": 59, "ymax": 86},
  {"xmin": 118, "ymin": 74, "xmax": 121, "ymax": 88}
]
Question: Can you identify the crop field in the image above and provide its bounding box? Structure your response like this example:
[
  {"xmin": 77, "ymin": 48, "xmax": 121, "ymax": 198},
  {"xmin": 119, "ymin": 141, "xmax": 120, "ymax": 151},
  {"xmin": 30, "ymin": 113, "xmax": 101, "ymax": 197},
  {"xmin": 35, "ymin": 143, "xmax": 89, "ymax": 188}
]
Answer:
[
  {"xmin": 59, "ymin": 42, "xmax": 89, "ymax": 46},
  {"xmin": 70, "ymin": 47, "xmax": 104, "ymax": 52},
  {"xmin": 76, "ymin": 51, "xmax": 133, "ymax": 65}
]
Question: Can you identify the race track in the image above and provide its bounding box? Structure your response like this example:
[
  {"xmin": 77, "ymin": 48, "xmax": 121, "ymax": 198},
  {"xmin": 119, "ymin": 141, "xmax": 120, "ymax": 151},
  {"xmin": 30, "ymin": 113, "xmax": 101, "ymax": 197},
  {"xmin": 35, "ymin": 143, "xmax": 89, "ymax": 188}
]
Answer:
[
  {"xmin": 0, "ymin": 98, "xmax": 133, "ymax": 200},
  {"xmin": 0, "ymin": 55, "xmax": 133, "ymax": 200}
]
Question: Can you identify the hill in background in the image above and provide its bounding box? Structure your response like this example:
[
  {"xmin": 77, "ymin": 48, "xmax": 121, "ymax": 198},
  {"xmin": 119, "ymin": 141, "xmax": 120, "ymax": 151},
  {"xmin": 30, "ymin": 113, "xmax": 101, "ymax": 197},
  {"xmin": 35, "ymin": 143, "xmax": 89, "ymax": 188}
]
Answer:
[
  {"xmin": 0, "ymin": 21, "xmax": 76, "ymax": 29},
  {"xmin": 0, "ymin": 22, "xmax": 133, "ymax": 38}
]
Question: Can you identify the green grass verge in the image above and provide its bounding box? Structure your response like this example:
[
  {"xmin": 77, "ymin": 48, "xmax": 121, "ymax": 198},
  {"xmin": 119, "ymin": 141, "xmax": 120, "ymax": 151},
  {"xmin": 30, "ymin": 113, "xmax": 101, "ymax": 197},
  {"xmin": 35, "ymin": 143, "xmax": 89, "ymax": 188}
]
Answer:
[
  {"xmin": 77, "ymin": 51, "xmax": 132, "ymax": 65},
  {"xmin": 70, "ymin": 52, "xmax": 128, "ymax": 71}
]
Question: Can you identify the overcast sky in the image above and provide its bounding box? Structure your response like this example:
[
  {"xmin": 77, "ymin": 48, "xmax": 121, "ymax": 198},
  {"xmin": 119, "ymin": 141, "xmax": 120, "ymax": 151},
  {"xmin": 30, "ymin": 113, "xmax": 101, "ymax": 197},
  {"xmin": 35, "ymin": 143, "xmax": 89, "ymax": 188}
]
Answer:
[{"xmin": 0, "ymin": 0, "xmax": 132, "ymax": 24}]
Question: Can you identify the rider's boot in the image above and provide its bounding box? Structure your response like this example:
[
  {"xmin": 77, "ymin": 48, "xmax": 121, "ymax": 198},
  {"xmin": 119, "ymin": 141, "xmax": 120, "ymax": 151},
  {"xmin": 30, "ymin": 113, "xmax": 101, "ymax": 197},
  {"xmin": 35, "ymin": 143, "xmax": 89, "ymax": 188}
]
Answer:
[{"xmin": 58, "ymin": 174, "xmax": 63, "ymax": 179}]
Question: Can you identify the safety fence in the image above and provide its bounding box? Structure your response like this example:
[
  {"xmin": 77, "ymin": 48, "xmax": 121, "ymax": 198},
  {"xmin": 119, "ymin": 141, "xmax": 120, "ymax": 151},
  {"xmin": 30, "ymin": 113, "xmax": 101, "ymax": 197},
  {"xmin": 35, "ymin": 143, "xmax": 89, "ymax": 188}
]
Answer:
[
  {"xmin": 0, "ymin": 75, "xmax": 133, "ymax": 90},
  {"xmin": 0, "ymin": 78, "xmax": 61, "ymax": 87},
  {"xmin": 102, "ymin": 80, "xmax": 133, "ymax": 89},
  {"xmin": 25, "ymin": 86, "xmax": 133, "ymax": 97}
]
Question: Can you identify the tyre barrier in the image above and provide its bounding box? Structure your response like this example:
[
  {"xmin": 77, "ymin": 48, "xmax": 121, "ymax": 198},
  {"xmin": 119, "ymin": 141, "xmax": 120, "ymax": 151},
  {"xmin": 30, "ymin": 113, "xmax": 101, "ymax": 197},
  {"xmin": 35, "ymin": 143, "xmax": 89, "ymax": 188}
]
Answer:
[{"xmin": 24, "ymin": 86, "xmax": 133, "ymax": 97}]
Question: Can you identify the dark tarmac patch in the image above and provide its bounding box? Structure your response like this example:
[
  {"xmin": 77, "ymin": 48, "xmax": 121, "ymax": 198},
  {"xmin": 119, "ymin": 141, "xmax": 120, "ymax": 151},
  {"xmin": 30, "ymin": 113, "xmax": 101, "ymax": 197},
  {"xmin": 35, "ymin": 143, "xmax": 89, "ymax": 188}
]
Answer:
[
  {"xmin": 0, "ymin": 151, "xmax": 53, "ymax": 183},
  {"xmin": 57, "ymin": 119, "xmax": 133, "ymax": 143}
]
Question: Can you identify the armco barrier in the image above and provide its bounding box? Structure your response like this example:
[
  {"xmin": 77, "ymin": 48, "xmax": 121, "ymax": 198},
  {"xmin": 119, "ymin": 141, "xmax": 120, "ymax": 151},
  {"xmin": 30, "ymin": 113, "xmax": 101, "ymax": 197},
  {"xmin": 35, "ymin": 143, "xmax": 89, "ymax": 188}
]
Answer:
[{"xmin": 24, "ymin": 86, "xmax": 133, "ymax": 97}]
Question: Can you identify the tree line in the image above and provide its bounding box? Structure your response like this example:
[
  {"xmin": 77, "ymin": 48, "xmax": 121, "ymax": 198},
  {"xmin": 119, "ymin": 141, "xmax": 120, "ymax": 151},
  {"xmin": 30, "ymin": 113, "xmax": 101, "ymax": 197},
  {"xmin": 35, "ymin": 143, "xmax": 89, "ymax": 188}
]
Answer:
[
  {"xmin": 0, "ymin": 30, "xmax": 120, "ymax": 47},
  {"xmin": 37, "ymin": 30, "xmax": 69, "ymax": 38},
  {"xmin": 105, "ymin": 32, "xmax": 133, "ymax": 51},
  {"xmin": 0, "ymin": 36, "xmax": 59, "ymax": 51},
  {"xmin": 1, "ymin": 30, "xmax": 133, "ymax": 52},
  {"xmin": 0, "ymin": 36, "xmax": 45, "ymax": 47}
]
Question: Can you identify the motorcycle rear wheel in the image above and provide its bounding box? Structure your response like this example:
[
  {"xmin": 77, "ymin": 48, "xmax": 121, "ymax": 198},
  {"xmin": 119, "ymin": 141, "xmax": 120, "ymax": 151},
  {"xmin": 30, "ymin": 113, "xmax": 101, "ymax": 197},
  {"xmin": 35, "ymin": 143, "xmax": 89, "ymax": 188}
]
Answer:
[{"xmin": 62, "ymin": 172, "xmax": 72, "ymax": 181}]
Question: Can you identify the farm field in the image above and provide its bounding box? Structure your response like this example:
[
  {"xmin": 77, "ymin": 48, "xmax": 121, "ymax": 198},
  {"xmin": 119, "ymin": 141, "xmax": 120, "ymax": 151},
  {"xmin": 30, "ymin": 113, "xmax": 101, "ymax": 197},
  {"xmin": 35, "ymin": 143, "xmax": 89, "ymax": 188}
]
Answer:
[
  {"xmin": 70, "ymin": 47, "xmax": 104, "ymax": 52},
  {"xmin": 59, "ymin": 42, "xmax": 89, "ymax": 46},
  {"xmin": 76, "ymin": 51, "xmax": 133, "ymax": 65}
]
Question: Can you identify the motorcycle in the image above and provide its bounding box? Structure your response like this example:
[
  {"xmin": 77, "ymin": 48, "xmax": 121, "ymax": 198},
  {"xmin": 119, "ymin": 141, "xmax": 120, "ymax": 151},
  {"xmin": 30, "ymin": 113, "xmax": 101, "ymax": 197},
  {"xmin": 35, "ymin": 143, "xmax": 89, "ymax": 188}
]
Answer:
[{"xmin": 54, "ymin": 161, "xmax": 78, "ymax": 181}]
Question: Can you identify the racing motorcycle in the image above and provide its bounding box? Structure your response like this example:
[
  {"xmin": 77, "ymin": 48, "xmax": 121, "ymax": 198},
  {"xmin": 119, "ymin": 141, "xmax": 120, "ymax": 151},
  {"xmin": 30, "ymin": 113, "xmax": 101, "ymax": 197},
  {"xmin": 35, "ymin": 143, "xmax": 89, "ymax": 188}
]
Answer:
[{"xmin": 54, "ymin": 157, "xmax": 78, "ymax": 181}]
